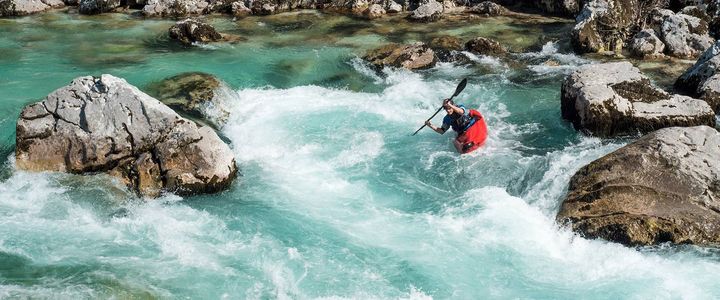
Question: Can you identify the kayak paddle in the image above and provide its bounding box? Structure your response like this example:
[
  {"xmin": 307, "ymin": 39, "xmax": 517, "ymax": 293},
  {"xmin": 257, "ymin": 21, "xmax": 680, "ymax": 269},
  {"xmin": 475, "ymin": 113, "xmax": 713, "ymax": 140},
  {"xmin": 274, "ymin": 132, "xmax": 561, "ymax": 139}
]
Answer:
[{"xmin": 412, "ymin": 78, "xmax": 468, "ymax": 136}]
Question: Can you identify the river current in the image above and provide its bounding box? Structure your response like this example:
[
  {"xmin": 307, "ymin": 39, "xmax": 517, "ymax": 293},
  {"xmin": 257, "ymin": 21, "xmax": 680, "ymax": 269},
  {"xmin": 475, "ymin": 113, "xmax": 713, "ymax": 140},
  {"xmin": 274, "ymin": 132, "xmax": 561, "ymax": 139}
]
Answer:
[{"xmin": 1, "ymin": 10, "xmax": 719, "ymax": 299}]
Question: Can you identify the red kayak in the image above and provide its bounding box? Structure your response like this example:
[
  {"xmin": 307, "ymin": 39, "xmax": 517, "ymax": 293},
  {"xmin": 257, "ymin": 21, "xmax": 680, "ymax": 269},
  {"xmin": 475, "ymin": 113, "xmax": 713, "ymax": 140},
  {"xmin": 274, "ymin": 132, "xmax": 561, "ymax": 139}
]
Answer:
[{"xmin": 455, "ymin": 109, "xmax": 488, "ymax": 154}]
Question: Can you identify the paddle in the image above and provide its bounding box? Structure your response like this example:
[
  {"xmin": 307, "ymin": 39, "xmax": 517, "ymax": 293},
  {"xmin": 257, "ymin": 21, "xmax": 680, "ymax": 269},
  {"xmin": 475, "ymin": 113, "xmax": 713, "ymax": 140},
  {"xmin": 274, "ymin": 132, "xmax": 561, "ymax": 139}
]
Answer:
[{"xmin": 411, "ymin": 78, "xmax": 468, "ymax": 136}]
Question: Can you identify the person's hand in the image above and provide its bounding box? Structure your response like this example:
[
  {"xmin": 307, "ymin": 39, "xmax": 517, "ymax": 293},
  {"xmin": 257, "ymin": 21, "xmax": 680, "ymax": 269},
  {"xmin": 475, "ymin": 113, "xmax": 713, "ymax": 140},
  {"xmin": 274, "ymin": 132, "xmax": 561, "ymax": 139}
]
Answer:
[
  {"xmin": 442, "ymin": 98, "xmax": 451, "ymax": 107},
  {"xmin": 425, "ymin": 120, "xmax": 432, "ymax": 127}
]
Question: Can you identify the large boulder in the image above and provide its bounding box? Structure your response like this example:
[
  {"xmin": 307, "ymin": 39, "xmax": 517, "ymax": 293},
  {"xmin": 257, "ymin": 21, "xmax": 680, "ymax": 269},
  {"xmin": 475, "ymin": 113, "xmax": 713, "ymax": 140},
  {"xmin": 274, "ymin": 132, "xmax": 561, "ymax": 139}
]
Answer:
[
  {"xmin": 15, "ymin": 74, "xmax": 238, "ymax": 198},
  {"xmin": 363, "ymin": 3, "xmax": 384, "ymax": 19},
  {"xmin": 557, "ymin": 126, "xmax": 720, "ymax": 247},
  {"xmin": 464, "ymin": 37, "xmax": 507, "ymax": 56},
  {"xmin": 407, "ymin": 0, "xmax": 443, "ymax": 22},
  {"xmin": 363, "ymin": 43, "xmax": 436, "ymax": 70},
  {"xmin": 145, "ymin": 72, "xmax": 233, "ymax": 128},
  {"xmin": 651, "ymin": 9, "xmax": 714, "ymax": 59},
  {"xmin": 428, "ymin": 36, "xmax": 467, "ymax": 63},
  {"xmin": 675, "ymin": 40, "xmax": 720, "ymax": 111},
  {"xmin": 168, "ymin": 19, "xmax": 223, "ymax": 45},
  {"xmin": 629, "ymin": 29, "xmax": 665, "ymax": 59},
  {"xmin": 142, "ymin": 0, "xmax": 209, "ymax": 17},
  {"xmin": 386, "ymin": 0, "xmax": 401, "ymax": 13},
  {"xmin": 561, "ymin": 62, "xmax": 715, "ymax": 137},
  {"xmin": 469, "ymin": 1, "xmax": 506, "ymax": 16},
  {"xmin": 571, "ymin": 0, "xmax": 640, "ymax": 54},
  {"xmin": 78, "ymin": 0, "xmax": 121, "ymax": 14},
  {"xmin": 0, "ymin": 0, "xmax": 64, "ymax": 16}
]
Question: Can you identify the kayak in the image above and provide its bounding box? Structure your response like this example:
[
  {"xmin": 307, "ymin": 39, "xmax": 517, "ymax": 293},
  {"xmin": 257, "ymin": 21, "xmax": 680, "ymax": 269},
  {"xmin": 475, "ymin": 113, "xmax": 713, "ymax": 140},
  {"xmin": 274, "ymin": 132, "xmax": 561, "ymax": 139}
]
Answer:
[{"xmin": 455, "ymin": 109, "xmax": 488, "ymax": 154}]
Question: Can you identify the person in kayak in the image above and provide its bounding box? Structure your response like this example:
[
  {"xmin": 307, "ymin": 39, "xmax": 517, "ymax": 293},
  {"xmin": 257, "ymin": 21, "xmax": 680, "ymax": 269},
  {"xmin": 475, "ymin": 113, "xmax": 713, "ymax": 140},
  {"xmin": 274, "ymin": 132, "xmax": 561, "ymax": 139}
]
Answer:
[{"xmin": 424, "ymin": 99, "xmax": 488, "ymax": 154}]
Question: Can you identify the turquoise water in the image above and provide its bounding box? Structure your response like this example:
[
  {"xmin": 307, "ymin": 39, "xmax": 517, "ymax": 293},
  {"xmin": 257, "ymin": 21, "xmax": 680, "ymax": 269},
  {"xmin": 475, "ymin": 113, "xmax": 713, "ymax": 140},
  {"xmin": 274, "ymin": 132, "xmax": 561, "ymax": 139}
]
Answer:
[{"xmin": 2, "ymin": 10, "xmax": 720, "ymax": 299}]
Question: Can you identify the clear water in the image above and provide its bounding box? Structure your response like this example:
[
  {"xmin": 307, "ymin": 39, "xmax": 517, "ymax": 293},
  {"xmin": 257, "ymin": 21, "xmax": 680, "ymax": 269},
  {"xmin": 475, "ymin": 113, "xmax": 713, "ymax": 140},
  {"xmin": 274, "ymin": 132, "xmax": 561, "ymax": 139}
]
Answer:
[{"xmin": 1, "ymin": 10, "xmax": 719, "ymax": 299}]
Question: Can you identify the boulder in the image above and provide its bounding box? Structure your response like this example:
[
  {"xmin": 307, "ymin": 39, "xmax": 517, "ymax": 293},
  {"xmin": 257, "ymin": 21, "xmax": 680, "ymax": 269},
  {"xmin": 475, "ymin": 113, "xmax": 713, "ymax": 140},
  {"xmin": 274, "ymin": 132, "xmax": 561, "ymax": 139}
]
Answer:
[
  {"xmin": 675, "ymin": 40, "xmax": 720, "ymax": 111},
  {"xmin": 571, "ymin": 0, "xmax": 639, "ymax": 54},
  {"xmin": 363, "ymin": 43, "xmax": 436, "ymax": 70},
  {"xmin": 144, "ymin": 72, "xmax": 232, "ymax": 127},
  {"xmin": 142, "ymin": 0, "xmax": 209, "ymax": 17},
  {"xmin": 533, "ymin": 0, "xmax": 583, "ymax": 17},
  {"xmin": 0, "ymin": 0, "xmax": 64, "ymax": 16},
  {"xmin": 469, "ymin": 1, "xmax": 507, "ymax": 16},
  {"xmin": 250, "ymin": 0, "xmax": 277, "ymax": 15},
  {"xmin": 464, "ymin": 37, "xmax": 507, "ymax": 56},
  {"xmin": 561, "ymin": 62, "xmax": 715, "ymax": 137},
  {"xmin": 169, "ymin": 19, "xmax": 223, "ymax": 45},
  {"xmin": 557, "ymin": 126, "xmax": 720, "ymax": 247},
  {"xmin": 651, "ymin": 9, "xmax": 714, "ymax": 58},
  {"xmin": 386, "ymin": 0, "xmax": 401, "ymax": 13},
  {"xmin": 429, "ymin": 35, "xmax": 467, "ymax": 63},
  {"xmin": 230, "ymin": 0, "xmax": 250, "ymax": 16},
  {"xmin": 363, "ymin": 3, "xmax": 384, "ymax": 18},
  {"xmin": 629, "ymin": 29, "xmax": 665, "ymax": 59},
  {"xmin": 78, "ymin": 0, "xmax": 121, "ymax": 14},
  {"xmin": 15, "ymin": 75, "xmax": 238, "ymax": 198},
  {"xmin": 407, "ymin": 0, "xmax": 442, "ymax": 22}
]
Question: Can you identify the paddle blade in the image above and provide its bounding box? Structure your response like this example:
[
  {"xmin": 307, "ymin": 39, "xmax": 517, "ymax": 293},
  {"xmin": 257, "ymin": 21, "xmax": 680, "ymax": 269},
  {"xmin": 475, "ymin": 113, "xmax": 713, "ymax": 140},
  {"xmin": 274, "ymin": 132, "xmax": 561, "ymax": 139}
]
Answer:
[{"xmin": 451, "ymin": 78, "xmax": 468, "ymax": 99}]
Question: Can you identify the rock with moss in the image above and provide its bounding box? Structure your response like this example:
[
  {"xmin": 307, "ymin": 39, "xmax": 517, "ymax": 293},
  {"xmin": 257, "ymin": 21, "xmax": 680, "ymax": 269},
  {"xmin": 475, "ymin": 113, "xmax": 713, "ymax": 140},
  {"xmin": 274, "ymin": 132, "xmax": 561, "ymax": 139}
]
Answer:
[
  {"xmin": 15, "ymin": 75, "xmax": 237, "ymax": 198},
  {"xmin": 1, "ymin": 0, "xmax": 64, "ymax": 16},
  {"xmin": 169, "ymin": 18, "xmax": 223, "ymax": 45},
  {"xmin": 675, "ymin": 40, "xmax": 720, "ymax": 112},
  {"xmin": 464, "ymin": 37, "xmax": 507, "ymax": 56},
  {"xmin": 571, "ymin": 0, "xmax": 640, "ymax": 54},
  {"xmin": 561, "ymin": 62, "xmax": 715, "ymax": 137},
  {"xmin": 363, "ymin": 43, "xmax": 436, "ymax": 70},
  {"xmin": 557, "ymin": 125, "xmax": 720, "ymax": 247},
  {"xmin": 145, "ymin": 72, "xmax": 233, "ymax": 127}
]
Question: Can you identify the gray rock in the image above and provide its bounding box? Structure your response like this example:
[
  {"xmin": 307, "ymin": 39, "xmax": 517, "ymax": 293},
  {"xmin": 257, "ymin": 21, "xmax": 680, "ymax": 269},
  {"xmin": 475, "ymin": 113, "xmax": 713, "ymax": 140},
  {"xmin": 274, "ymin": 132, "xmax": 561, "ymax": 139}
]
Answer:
[
  {"xmin": 407, "ymin": 0, "xmax": 442, "ymax": 22},
  {"xmin": 168, "ymin": 18, "xmax": 223, "ymax": 45},
  {"xmin": 1, "ymin": 0, "xmax": 64, "ymax": 16},
  {"xmin": 16, "ymin": 74, "xmax": 238, "ymax": 198},
  {"xmin": 429, "ymin": 35, "xmax": 467, "ymax": 63},
  {"xmin": 630, "ymin": 29, "xmax": 665, "ymax": 58},
  {"xmin": 230, "ymin": 0, "xmax": 250, "ymax": 16},
  {"xmin": 561, "ymin": 62, "xmax": 715, "ymax": 137},
  {"xmin": 656, "ymin": 10, "xmax": 714, "ymax": 58},
  {"xmin": 78, "ymin": 0, "xmax": 120, "ymax": 14},
  {"xmin": 363, "ymin": 3, "xmax": 384, "ymax": 18},
  {"xmin": 557, "ymin": 126, "xmax": 720, "ymax": 247},
  {"xmin": 142, "ymin": 0, "xmax": 209, "ymax": 17},
  {"xmin": 571, "ymin": 0, "xmax": 639, "ymax": 54},
  {"xmin": 464, "ymin": 37, "xmax": 507, "ymax": 56},
  {"xmin": 675, "ymin": 40, "xmax": 720, "ymax": 111},
  {"xmin": 363, "ymin": 42, "xmax": 436, "ymax": 70},
  {"xmin": 386, "ymin": 0, "xmax": 401, "ymax": 13},
  {"xmin": 469, "ymin": 1, "xmax": 507, "ymax": 16}
]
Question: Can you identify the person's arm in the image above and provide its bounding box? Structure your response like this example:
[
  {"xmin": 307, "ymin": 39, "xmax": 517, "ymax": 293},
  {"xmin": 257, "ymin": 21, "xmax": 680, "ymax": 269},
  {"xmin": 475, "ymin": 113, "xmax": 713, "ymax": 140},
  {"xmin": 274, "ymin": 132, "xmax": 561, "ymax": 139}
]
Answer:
[
  {"xmin": 444, "ymin": 101, "xmax": 465, "ymax": 115},
  {"xmin": 425, "ymin": 120, "xmax": 447, "ymax": 134}
]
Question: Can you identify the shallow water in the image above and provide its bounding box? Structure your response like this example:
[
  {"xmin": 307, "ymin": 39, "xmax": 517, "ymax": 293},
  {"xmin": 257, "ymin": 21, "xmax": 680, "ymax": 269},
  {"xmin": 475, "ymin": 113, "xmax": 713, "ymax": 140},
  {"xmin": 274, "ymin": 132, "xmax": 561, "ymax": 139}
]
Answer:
[{"xmin": 1, "ymin": 10, "xmax": 720, "ymax": 299}]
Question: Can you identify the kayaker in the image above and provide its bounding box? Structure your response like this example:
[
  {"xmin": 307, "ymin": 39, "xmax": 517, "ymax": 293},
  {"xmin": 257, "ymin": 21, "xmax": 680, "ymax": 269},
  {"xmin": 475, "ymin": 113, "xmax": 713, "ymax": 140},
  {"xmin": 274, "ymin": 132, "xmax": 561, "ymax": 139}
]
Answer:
[{"xmin": 424, "ymin": 99, "xmax": 487, "ymax": 154}]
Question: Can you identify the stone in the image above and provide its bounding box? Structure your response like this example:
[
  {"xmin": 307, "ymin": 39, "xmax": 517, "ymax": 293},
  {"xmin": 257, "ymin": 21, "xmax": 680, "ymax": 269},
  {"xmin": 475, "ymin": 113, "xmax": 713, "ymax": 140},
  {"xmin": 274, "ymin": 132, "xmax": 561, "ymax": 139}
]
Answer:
[
  {"xmin": 230, "ymin": 0, "xmax": 250, "ymax": 16},
  {"xmin": 561, "ymin": 62, "xmax": 715, "ymax": 137},
  {"xmin": 429, "ymin": 35, "xmax": 466, "ymax": 63},
  {"xmin": 469, "ymin": 1, "xmax": 507, "ymax": 16},
  {"xmin": 407, "ymin": 0, "xmax": 442, "ymax": 22},
  {"xmin": 675, "ymin": 40, "xmax": 720, "ymax": 111},
  {"xmin": 0, "ymin": 0, "xmax": 64, "ymax": 16},
  {"xmin": 168, "ymin": 18, "xmax": 223, "ymax": 45},
  {"xmin": 464, "ymin": 37, "xmax": 507, "ymax": 56},
  {"xmin": 144, "ymin": 72, "xmax": 233, "ymax": 128},
  {"xmin": 363, "ymin": 43, "xmax": 436, "ymax": 70},
  {"xmin": 250, "ymin": 0, "xmax": 277, "ymax": 15},
  {"xmin": 142, "ymin": 0, "xmax": 209, "ymax": 17},
  {"xmin": 557, "ymin": 126, "xmax": 720, "ymax": 247},
  {"xmin": 570, "ymin": 0, "xmax": 639, "ymax": 53},
  {"xmin": 78, "ymin": 0, "xmax": 120, "ymax": 14},
  {"xmin": 16, "ymin": 74, "xmax": 238, "ymax": 198},
  {"xmin": 386, "ymin": 0, "xmax": 401, "ymax": 13},
  {"xmin": 629, "ymin": 29, "xmax": 665, "ymax": 58},
  {"xmin": 655, "ymin": 10, "xmax": 714, "ymax": 58},
  {"xmin": 363, "ymin": 3, "xmax": 384, "ymax": 19}
]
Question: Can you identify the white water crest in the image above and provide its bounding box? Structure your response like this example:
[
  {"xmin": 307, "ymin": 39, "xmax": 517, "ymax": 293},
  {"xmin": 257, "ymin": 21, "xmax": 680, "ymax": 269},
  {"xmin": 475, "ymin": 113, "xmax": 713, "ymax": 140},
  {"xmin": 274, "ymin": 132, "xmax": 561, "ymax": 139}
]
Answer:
[{"xmin": 521, "ymin": 41, "xmax": 591, "ymax": 76}]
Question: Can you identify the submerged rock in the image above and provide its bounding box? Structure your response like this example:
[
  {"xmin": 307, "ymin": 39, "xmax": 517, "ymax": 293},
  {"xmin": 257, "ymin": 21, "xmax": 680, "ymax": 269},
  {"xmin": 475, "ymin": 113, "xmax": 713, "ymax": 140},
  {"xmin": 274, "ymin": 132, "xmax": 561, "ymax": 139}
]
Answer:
[
  {"xmin": 363, "ymin": 42, "xmax": 436, "ymax": 70},
  {"xmin": 144, "ymin": 72, "xmax": 233, "ymax": 127},
  {"xmin": 15, "ymin": 74, "xmax": 238, "ymax": 198},
  {"xmin": 407, "ymin": 0, "xmax": 443, "ymax": 22},
  {"xmin": 168, "ymin": 18, "xmax": 222, "ymax": 45},
  {"xmin": 0, "ymin": 0, "xmax": 64, "ymax": 16},
  {"xmin": 557, "ymin": 126, "xmax": 720, "ymax": 247},
  {"xmin": 561, "ymin": 62, "xmax": 715, "ymax": 137},
  {"xmin": 675, "ymin": 40, "xmax": 720, "ymax": 111}
]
